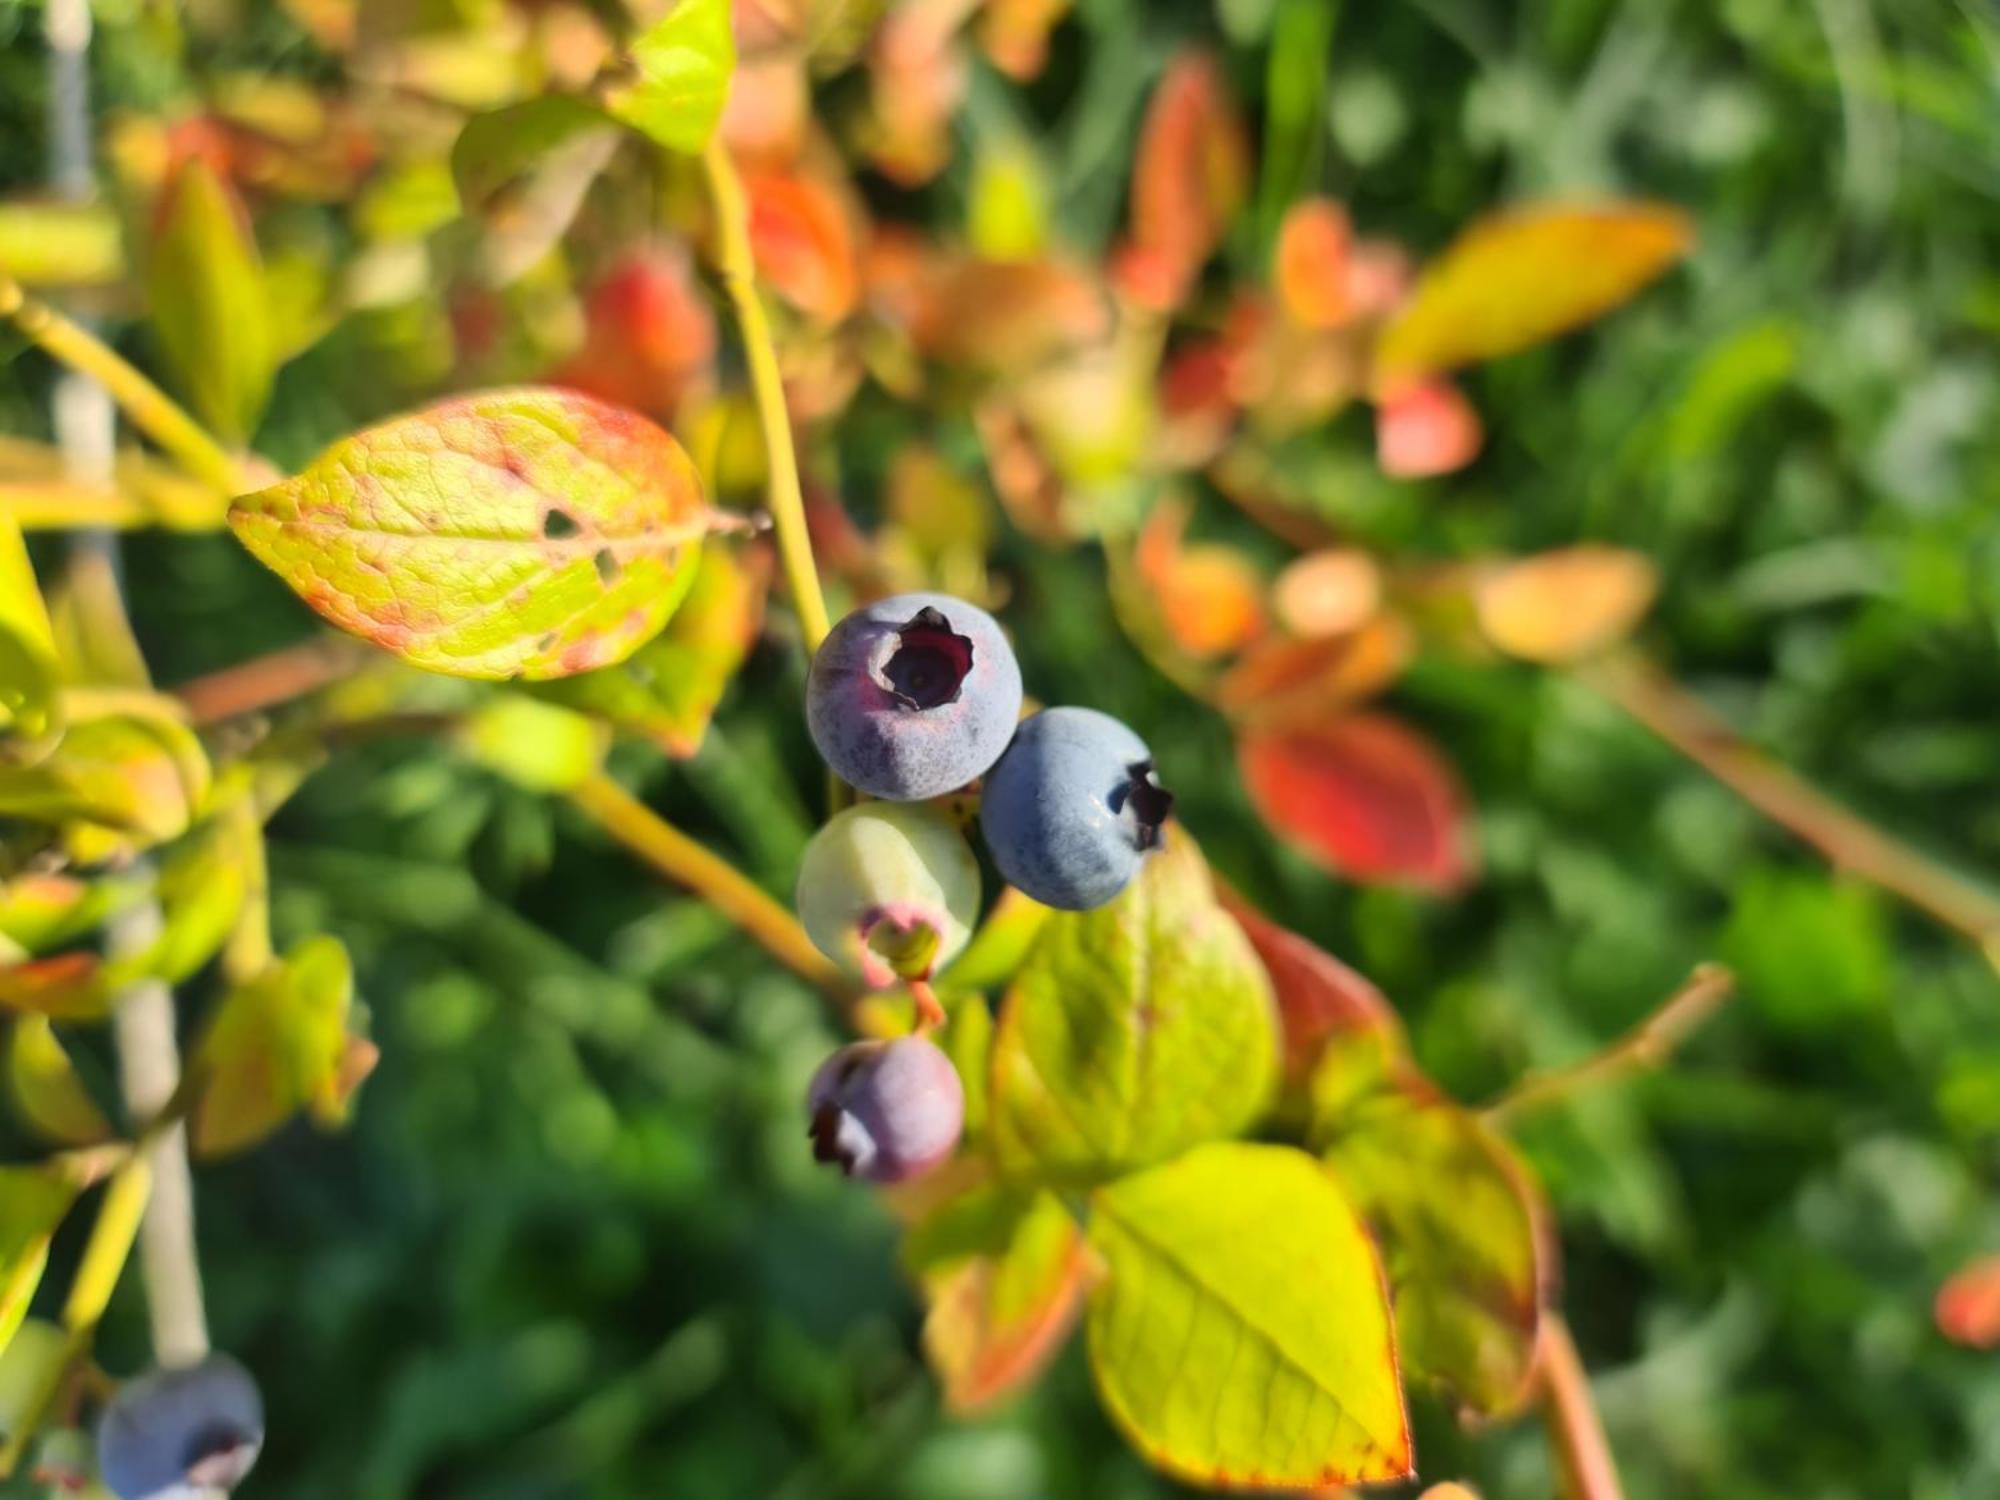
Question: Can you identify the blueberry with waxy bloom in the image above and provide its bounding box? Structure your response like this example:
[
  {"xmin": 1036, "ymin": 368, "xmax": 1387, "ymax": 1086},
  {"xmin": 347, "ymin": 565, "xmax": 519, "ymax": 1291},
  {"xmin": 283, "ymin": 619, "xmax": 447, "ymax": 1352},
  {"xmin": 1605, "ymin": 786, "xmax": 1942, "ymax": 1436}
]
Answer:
[
  {"xmin": 807, "ymin": 1036, "xmax": 964, "ymax": 1183},
  {"xmin": 96, "ymin": 1353, "xmax": 264, "ymax": 1500},
  {"xmin": 807, "ymin": 592, "xmax": 1023, "ymax": 800}
]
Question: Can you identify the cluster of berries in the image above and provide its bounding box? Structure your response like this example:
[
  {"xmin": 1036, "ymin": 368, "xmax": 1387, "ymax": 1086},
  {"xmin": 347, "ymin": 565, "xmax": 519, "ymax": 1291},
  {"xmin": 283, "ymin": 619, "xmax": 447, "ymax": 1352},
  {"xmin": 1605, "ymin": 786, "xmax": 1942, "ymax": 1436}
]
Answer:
[
  {"xmin": 795, "ymin": 593, "xmax": 1173, "ymax": 1185},
  {"xmin": 94, "ymin": 1352, "xmax": 263, "ymax": 1500}
]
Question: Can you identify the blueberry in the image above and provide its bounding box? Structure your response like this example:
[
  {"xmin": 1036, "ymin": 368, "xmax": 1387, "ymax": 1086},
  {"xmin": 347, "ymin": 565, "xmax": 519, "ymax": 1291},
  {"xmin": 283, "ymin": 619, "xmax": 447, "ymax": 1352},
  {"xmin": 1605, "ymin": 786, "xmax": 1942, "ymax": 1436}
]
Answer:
[
  {"xmin": 807, "ymin": 593, "xmax": 1023, "ymax": 799},
  {"xmin": 978, "ymin": 707, "xmax": 1174, "ymax": 910},
  {"xmin": 807, "ymin": 1036, "xmax": 964, "ymax": 1183},
  {"xmin": 96, "ymin": 1353, "xmax": 263, "ymax": 1500},
  {"xmin": 796, "ymin": 800, "xmax": 980, "ymax": 988}
]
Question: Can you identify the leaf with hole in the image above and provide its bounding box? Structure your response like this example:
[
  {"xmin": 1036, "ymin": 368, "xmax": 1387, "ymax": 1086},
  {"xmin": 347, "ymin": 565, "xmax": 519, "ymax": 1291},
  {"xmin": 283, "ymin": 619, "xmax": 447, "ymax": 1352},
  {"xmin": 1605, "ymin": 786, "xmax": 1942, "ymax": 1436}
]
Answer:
[
  {"xmin": 1309, "ymin": 1028, "xmax": 1550, "ymax": 1418},
  {"xmin": 1086, "ymin": 1142, "xmax": 1412, "ymax": 1488},
  {"xmin": 987, "ymin": 835, "xmax": 1279, "ymax": 1185},
  {"xmin": 228, "ymin": 388, "xmax": 717, "ymax": 680}
]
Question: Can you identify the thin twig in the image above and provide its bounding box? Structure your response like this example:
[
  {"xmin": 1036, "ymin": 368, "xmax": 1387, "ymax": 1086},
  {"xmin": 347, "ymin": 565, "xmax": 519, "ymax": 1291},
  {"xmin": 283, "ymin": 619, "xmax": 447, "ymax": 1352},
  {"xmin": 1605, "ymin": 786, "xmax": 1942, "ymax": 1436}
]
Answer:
[
  {"xmin": 1582, "ymin": 653, "xmax": 2000, "ymax": 961},
  {"xmin": 173, "ymin": 636, "xmax": 368, "ymax": 724},
  {"xmin": 1486, "ymin": 964, "xmax": 1734, "ymax": 1127},
  {"xmin": 1538, "ymin": 1312, "xmax": 1626, "ymax": 1500}
]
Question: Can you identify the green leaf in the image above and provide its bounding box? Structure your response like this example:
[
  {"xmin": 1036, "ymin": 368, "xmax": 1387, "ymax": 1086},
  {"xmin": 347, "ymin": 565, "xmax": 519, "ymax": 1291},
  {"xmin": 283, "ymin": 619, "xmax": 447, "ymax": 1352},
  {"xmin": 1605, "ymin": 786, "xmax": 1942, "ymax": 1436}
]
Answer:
[
  {"xmin": 1086, "ymin": 1142, "xmax": 1412, "ymax": 1489},
  {"xmin": 1309, "ymin": 1028, "xmax": 1548, "ymax": 1418},
  {"xmin": 903, "ymin": 1184, "xmax": 1090, "ymax": 1414},
  {"xmin": 0, "ymin": 1166, "xmax": 79, "ymax": 1359},
  {"xmin": 987, "ymin": 835, "xmax": 1279, "ymax": 1185},
  {"xmin": 600, "ymin": 0, "xmax": 735, "ymax": 155},
  {"xmin": 455, "ymin": 694, "xmax": 606, "ymax": 792},
  {"xmin": 146, "ymin": 157, "xmax": 273, "ymax": 443},
  {"xmin": 0, "ymin": 873, "xmax": 144, "ymax": 954},
  {"xmin": 531, "ymin": 543, "xmax": 767, "ymax": 757},
  {"xmin": 190, "ymin": 935, "xmax": 354, "ymax": 1158},
  {"xmin": 6, "ymin": 1016, "xmax": 112, "ymax": 1146},
  {"xmin": 452, "ymin": 97, "xmax": 619, "ymax": 213},
  {"xmin": 228, "ymin": 388, "xmax": 717, "ymax": 681},
  {"xmin": 0, "ymin": 708, "xmax": 211, "ymax": 846},
  {"xmin": 1374, "ymin": 202, "xmax": 1691, "ymax": 379}
]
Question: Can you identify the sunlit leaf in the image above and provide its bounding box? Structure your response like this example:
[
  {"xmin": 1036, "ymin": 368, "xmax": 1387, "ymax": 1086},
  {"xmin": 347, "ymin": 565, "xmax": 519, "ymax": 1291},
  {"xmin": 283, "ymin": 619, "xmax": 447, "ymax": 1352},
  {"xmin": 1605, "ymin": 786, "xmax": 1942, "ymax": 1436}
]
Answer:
[
  {"xmin": 1375, "ymin": 202, "xmax": 1691, "ymax": 378},
  {"xmin": 746, "ymin": 169, "xmax": 860, "ymax": 323},
  {"xmin": 533, "ymin": 543, "xmax": 769, "ymax": 758},
  {"xmin": 1375, "ymin": 379, "xmax": 1482, "ymax": 478},
  {"xmin": 1086, "ymin": 1142, "xmax": 1412, "ymax": 1488},
  {"xmin": 1238, "ymin": 712, "xmax": 1472, "ymax": 890},
  {"xmin": 0, "ymin": 873, "xmax": 144, "ymax": 955},
  {"xmin": 0, "ymin": 199, "xmax": 124, "ymax": 287},
  {"xmin": 988, "ymin": 835, "xmax": 1279, "ymax": 1184},
  {"xmin": 1132, "ymin": 498, "xmax": 1265, "ymax": 660},
  {"xmin": 1474, "ymin": 546, "xmax": 1657, "ymax": 664},
  {"xmin": 600, "ymin": 0, "xmax": 735, "ymax": 155},
  {"xmin": 191, "ymin": 935, "xmax": 354, "ymax": 1158},
  {"xmin": 6, "ymin": 1016, "xmax": 111, "ymax": 1146},
  {"xmin": 146, "ymin": 156, "xmax": 273, "ymax": 443},
  {"xmin": 904, "ymin": 1184, "xmax": 1091, "ymax": 1414},
  {"xmin": 1275, "ymin": 198, "xmax": 1356, "ymax": 329},
  {"xmin": 48, "ymin": 546, "xmax": 152, "ymax": 691},
  {"xmin": 0, "ymin": 517, "xmax": 60, "ymax": 755},
  {"xmin": 967, "ymin": 138, "xmax": 1050, "ymax": 262},
  {"xmin": 457, "ymin": 695, "xmax": 606, "ymax": 792},
  {"xmin": 1310, "ymin": 1028, "xmax": 1549, "ymax": 1417},
  {"xmin": 0, "ymin": 1166, "xmax": 79, "ymax": 1358},
  {"xmin": 1128, "ymin": 51, "xmax": 1249, "ymax": 301},
  {"xmin": 0, "ymin": 708, "xmax": 210, "ymax": 846},
  {"xmin": 229, "ymin": 388, "xmax": 717, "ymax": 681},
  {"xmin": 1213, "ymin": 616, "xmax": 1413, "ymax": 726},
  {"xmin": 1219, "ymin": 894, "xmax": 1397, "ymax": 1089},
  {"xmin": 452, "ymin": 97, "xmax": 617, "ymax": 213},
  {"xmin": 1272, "ymin": 548, "xmax": 1383, "ymax": 640},
  {"xmin": 1937, "ymin": 1255, "xmax": 2000, "ymax": 1349}
]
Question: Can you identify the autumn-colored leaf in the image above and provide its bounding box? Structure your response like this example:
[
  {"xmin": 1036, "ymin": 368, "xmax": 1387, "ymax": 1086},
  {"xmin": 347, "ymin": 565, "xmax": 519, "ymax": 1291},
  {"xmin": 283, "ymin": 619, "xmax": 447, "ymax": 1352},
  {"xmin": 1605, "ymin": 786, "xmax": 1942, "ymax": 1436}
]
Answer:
[
  {"xmin": 1310, "ymin": 1027, "xmax": 1549, "ymax": 1417},
  {"xmin": 904, "ymin": 1184, "xmax": 1091, "ymax": 1414},
  {"xmin": 745, "ymin": 169, "xmax": 860, "ymax": 322},
  {"xmin": 1275, "ymin": 198, "xmax": 1355, "ymax": 329},
  {"xmin": 1376, "ymin": 379, "xmax": 1483, "ymax": 478},
  {"xmin": 1128, "ymin": 51, "xmax": 1248, "ymax": 302},
  {"xmin": 191, "ymin": 935, "xmax": 354, "ymax": 1158},
  {"xmin": 147, "ymin": 155, "xmax": 272, "ymax": 444},
  {"xmin": 1474, "ymin": 546, "xmax": 1658, "ymax": 664},
  {"xmin": 1219, "ymin": 894, "xmax": 1398, "ymax": 1088},
  {"xmin": 987, "ymin": 835, "xmax": 1279, "ymax": 1185},
  {"xmin": 1273, "ymin": 548, "xmax": 1384, "ymax": 640},
  {"xmin": 6, "ymin": 1016, "xmax": 112, "ymax": 1146},
  {"xmin": 1937, "ymin": 1255, "xmax": 2000, "ymax": 1349},
  {"xmin": 1133, "ymin": 498, "xmax": 1265, "ymax": 660},
  {"xmin": 229, "ymin": 388, "xmax": 717, "ymax": 681},
  {"xmin": 599, "ymin": 0, "xmax": 736, "ymax": 155},
  {"xmin": 1213, "ymin": 616, "xmax": 1413, "ymax": 725},
  {"xmin": 552, "ymin": 247, "xmax": 718, "ymax": 420},
  {"xmin": 1086, "ymin": 1142, "xmax": 1413, "ymax": 1489},
  {"xmin": 0, "ymin": 708, "xmax": 211, "ymax": 847},
  {"xmin": 1238, "ymin": 712, "xmax": 1473, "ymax": 890},
  {"xmin": 1375, "ymin": 202, "xmax": 1692, "ymax": 379},
  {"xmin": 904, "ymin": 255, "xmax": 1111, "ymax": 375},
  {"xmin": 978, "ymin": 0, "xmax": 1071, "ymax": 80}
]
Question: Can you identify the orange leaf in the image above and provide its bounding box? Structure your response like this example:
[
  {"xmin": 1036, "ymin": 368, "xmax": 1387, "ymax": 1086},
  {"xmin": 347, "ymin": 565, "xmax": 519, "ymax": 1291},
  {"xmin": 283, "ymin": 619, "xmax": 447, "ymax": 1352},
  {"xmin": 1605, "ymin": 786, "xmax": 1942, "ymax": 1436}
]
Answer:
[
  {"xmin": 1134, "ymin": 499, "xmax": 1264, "ymax": 660},
  {"xmin": 1238, "ymin": 713, "xmax": 1473, "ymax": 890},
  {"xmin": 907, "ymin": 255, "xmax": 1111, "ymax": 374},
  {"xmin": 1272, "ymin": 548, "xmax": 1383, "ymax": 640},
  {"xmin": 1213, "ymin": 615, "xmax": 1412, "ymax": 725},
  {"xmin": 1375, "ymin": 201, "xmax": 1692, "ymax": 379},
  {"xmin": 1474, "ymin": 546, "xmax": 1658, "ymax": 664},
  {"xmin": 1376, "ymin": 379, "xmax": 1483, "ymax": 478},
  {"xmin": 745, "ymin": 169, "xmax": 860, "ymax": 323},
  {"xmin": 978, "ymin": 0, "xmax": 1071, "ymax": 80},
  {"xmin": 1937, "ymin": 1255, "xmax": 2000, "ymax": 1348},
  {"xmin": 1275, "ymin": 198, "xmax": 1355, "ymax": 329},
  {"xmin": 1219, "ymin": 894, "xmax": 1399, "ymax": 1086},
  {"xmin": 552, "ymin": 248, "xmax": 716, "ymax": 419},
  {"xmin": 1128, "ymin": 51, "xmax": 1248, "ymax": 302}
]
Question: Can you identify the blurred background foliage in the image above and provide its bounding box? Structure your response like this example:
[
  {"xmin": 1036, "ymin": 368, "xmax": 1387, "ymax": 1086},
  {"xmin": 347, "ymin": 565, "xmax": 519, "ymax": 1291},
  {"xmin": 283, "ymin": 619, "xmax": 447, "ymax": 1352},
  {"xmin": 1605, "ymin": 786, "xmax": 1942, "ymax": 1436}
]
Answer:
[{"xmin": 4, "ymin": 0, "xmax": 2000, "ymax": 1497}]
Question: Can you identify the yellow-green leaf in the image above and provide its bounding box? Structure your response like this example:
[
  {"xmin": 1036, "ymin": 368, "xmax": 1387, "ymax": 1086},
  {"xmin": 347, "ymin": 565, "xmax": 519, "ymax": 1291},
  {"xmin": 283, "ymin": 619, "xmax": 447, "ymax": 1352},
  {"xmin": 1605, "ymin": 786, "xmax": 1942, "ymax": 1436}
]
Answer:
[
  {"xmin": 988, "ymin": 836, "xmax": 1279, "ymax": 1185},
  {"xmin": 6, "ymin": 1017, "xmax": 111, "ymax": 1146},
  {"xmin": 0, "ymin": 517, "xmax": 60, "ymax": 755},
  {"xmin": 0, "ymin": 1166, "xmax": 79, "ymax": 1359},
  {"xmin": 1086, "ymin": 1142, "xmax": 1412, "ymax": 1489},
  {"xmin": 191, "ymin": 935, "xmax": 354, "ymax": 1158},
  {"xmin": 601, "ymin": 0, "xmax": 736, "ymax": 155},
  {"xmin": 903, "ymin": 1184, "xmax": 1090, "ymax": 1414},
  {"xmin": 0, "ymin": 708, "xmax": 210, "ymax": 846},
  {"xmin": 452, "ymin": 97, "xmax": 619, "ymax": 214},
  {"xmin": 455, "ymin": 694, "xmax": 606, "ymax": 792},
  {"xmin": 1375, "ymin": 202, "xmax": 1691, "ymax": 379},
  {"xmin": 1310, "ymin": 1028, "xmax": 1549, "ymax": 1418},
  {"xmin": 0, "ymin": 873, "xmax": 144, "ymax": 955},
  {"xmin": 146, "ymin": 157, "xmax": 273, "ymax": 443},
  {"xmin": 228, "ymin": 388, "xmax": 715, "ymax": 681},
  {"xmin": 0, "ymin": 200, "xmax": 124, "ymax": 288},
  {"xmin": 531, "ymin": 543, "xmax": 767, "ymax": 757}
]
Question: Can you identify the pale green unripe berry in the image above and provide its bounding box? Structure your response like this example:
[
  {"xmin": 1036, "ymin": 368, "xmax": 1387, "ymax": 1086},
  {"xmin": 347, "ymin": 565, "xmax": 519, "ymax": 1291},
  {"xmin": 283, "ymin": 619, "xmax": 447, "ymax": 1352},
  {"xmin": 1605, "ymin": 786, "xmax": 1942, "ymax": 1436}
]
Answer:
[{"xmin": 795, "ymin": 801, "xmax": 980, "ymax": 988}]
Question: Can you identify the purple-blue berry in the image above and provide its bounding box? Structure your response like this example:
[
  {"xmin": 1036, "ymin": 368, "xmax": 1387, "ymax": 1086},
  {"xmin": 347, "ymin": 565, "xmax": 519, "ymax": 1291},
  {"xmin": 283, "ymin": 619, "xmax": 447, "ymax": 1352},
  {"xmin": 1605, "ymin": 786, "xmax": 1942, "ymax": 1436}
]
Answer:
[
  {"xmin": 807, "ymin": 1036, "xmax": 964, "ymax": 1183},
  {"xmin": 978, "ymin": 707, "xmax": 1174, "ymax": 910},
  {"xmin": 96, "ymin": 1353, "xmax": 263, "ymax": 1500},
  {"xmin": 807, "ymin": 593, "xmax": 1022, "ymax": 800}
]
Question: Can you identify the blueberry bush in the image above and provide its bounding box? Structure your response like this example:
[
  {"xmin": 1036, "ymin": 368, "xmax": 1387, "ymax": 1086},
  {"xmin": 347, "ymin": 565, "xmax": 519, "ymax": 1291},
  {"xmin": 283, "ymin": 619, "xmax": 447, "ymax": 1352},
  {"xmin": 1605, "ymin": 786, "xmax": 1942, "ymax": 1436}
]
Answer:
[{"xmin": 2, "ymin": 0, "xmax": 1998, "ymax": 1497}]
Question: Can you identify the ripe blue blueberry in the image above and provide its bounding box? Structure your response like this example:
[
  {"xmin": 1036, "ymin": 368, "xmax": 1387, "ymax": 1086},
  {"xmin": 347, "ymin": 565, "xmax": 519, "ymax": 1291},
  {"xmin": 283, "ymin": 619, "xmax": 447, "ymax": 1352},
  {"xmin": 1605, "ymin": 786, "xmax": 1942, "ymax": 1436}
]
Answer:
[
  {"xmin": 795, "ymin": 800, "xmax": 980, "ymax": 990},
  {"xmin": 978, "ymin": 707, "xmax": 1174, "ymax": 910},
  {"xmin": 96, "ymin": 1353, "xmax": 264, "ymax": 1500},
  {"xmin": 807, "ymin": 1035, "xmax": 964, "ymax": 1183},
  {"xmin": 807, "ymin": 593, "xmax": 1023, "ymax": 800}
]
